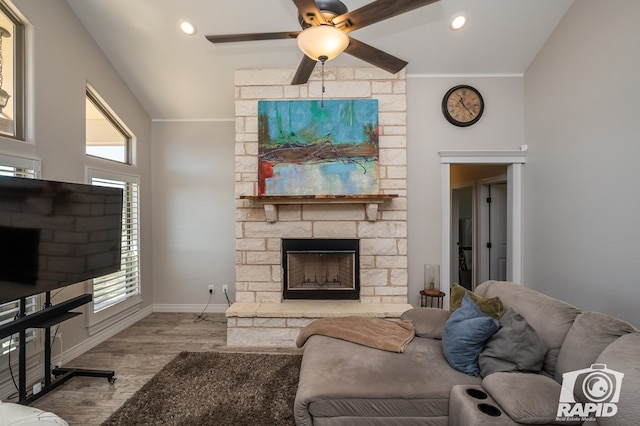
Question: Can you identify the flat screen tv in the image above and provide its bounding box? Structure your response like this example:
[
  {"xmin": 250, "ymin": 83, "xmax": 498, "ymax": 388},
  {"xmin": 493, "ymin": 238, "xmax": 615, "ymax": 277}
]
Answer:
[{"xmin": 0, "ymin": 175, "xmax": 123, "ymax": 304}]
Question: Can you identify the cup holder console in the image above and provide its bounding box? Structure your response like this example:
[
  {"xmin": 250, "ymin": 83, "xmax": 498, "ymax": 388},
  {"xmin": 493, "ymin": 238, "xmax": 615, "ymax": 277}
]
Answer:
[
  {"xmin": 451, "ymin": 386, "xmax": 509, "ymax": 424},
  {"xmin": 465, "ymin": 388, "xmax": 488, "ymax": 400},
  {"xmin": 477, "ymin": 403, "xmax": 502, "ymax": 417}
]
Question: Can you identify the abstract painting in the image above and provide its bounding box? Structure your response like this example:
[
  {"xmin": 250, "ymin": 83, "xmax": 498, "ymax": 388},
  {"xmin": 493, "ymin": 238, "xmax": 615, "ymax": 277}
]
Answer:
[{"xmin": 257, "ymin": 100, "xmax": 379, "ymax": 196}]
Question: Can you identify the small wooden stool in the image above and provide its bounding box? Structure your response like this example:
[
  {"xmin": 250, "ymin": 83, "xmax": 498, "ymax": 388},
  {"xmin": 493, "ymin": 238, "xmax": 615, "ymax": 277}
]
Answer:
[{"xmin": 420, "ymin": 289, "xmax": 446, "ymax": 308}]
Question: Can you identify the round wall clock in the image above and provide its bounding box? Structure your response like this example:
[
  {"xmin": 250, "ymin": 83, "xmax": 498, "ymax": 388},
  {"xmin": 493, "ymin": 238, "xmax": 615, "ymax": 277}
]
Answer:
[{"xmin": 441, "ymin": 85, "xmax": 484, "ymax": 127}]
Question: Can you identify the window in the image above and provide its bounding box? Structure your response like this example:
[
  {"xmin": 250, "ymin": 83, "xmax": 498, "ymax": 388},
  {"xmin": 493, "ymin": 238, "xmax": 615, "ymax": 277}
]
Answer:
[
  {"xmin": 0, "ymin": 298, "xmax": 36, "ymax": 356},
  {"xmin": 0, "ymin": 2, "xmax": 25, "ymax": 139},
  {"xmin": 0, "ymin": 155, "xmax": 40, "ymax": 358},
  {"xmin": 89, "ymin": 171, "xmax": 140, "ymax": 313},
  {"xmin": 86, "ymin": 88, "xmax": 131, "ymax": 164}
]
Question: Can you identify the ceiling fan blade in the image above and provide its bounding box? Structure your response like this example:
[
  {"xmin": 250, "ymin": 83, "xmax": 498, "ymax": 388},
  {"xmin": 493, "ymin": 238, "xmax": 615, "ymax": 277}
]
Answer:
[
  {"xmin": 291, "ymin": 55, "xmax": 317, "ymax": 85},
  {"xmin": 344, "ymin": 37, "xmax": 408, "ymax": 74},
  {"xmin": 205, "ymin": 31, "xmax": 299, "ymax": 44},
  {"xmin": 333, "ymin": 0, "xmax": 440, "ymax": 33},
  {"xmin": 292, "ymin": 0, "xmax": 327, "ymax": 26}
]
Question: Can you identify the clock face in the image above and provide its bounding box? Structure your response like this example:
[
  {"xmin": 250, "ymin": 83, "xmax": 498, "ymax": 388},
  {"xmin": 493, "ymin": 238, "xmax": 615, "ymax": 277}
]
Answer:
[{"xmin": 442, "ymin": 85, "xmax": 484, "ymax": 127}]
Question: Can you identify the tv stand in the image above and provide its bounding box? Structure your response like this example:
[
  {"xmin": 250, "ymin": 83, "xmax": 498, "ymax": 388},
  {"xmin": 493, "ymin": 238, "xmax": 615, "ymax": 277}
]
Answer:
[{"xmin": 0, "ymin": 293, "xmax": 115, "ymax": 404}]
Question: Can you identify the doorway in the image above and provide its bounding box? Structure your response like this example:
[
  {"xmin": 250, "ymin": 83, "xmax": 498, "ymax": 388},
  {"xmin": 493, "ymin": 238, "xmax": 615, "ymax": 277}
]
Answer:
[
  {"xmin": 440, "ymin": 150, "xmax": 526, "ymax": 303},
  {"xmin": 451, "ymin": 165, "xmax": 508, "ymax": 290}
]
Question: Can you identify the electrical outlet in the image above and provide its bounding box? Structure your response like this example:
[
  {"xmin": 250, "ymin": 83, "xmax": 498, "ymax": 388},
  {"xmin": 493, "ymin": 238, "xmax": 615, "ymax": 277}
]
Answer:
[
  {"xmin": 223, "ymin": 284, "xmax": 229, "ymax": 294},
  {"xmin": 208, "ymin": 285, "xmax": 214, "ymax": 294}
]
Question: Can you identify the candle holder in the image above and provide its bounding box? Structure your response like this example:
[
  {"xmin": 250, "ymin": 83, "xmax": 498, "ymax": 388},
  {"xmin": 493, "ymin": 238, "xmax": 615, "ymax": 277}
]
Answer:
[{"xmin": 424, "ymin": 264, "xmax": 440, "ymax": 292}]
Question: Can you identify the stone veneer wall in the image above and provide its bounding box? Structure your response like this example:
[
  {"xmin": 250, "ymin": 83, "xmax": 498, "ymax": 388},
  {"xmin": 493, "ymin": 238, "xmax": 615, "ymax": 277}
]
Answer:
[{"xmin": 234, "ymin": 66, "xmax": 408, "ymax": 305}]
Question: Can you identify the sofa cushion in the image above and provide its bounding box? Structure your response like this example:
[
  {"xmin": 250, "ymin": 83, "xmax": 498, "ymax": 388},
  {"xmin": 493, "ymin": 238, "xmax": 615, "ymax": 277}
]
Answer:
[
  {"xmin": 474, "ymin": 281, "xmax": 581, "ymax": 377},
  {"xmin": 554, "ymin": 312, "xmax": 637, "ymax": 383},
  {"xmin": 483, "ymin": 372, "xmax": 581, "ymax": 425},
  {"xmin": 479, "ymin": 308, "xmax": 547, "ymax": 377},
  {"xmin": 294, "ymin": 334, "xmax": 481, "ymax": 426},
  {"xmin": 593, "ymin": 332, "xmax": 640, "ymax": 426},
  {"xmin": 401, "ymin": 307, "xmax": 450, "ymax": 339},
  {"xmin": 442, "ymin": 293, "xmax": 499, "ymax": 376},
  {"xmin": 450, "ymin": 283, "xmax": 504, "ymax": 319}
]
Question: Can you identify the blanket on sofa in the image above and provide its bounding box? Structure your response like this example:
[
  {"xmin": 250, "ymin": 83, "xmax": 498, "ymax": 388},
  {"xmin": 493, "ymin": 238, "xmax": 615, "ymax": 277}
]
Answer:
[{"xmin": 296, "ymin": 317, "xmax": 415, "ymax": 353}]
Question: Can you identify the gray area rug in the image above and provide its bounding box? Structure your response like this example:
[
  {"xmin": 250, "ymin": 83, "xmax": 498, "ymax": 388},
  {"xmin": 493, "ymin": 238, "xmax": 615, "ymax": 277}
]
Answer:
[{"xmin": 102, "ymin": 351, "xmax": 302, "ymax": 426}]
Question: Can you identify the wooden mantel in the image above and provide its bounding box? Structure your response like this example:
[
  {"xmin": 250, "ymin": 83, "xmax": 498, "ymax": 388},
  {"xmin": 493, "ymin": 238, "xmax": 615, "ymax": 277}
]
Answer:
[{"xmin": 239, "ymin": 194, "xmax": 398, "ymax": 222}]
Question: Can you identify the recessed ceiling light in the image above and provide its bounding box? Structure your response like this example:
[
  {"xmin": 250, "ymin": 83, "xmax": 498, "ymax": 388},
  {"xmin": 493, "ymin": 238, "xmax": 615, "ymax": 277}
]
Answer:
[
  {"xmin": 180, "ymin": 20, "xmax": 197, "ymax": 36},
  {"xmin": 450, "ymin": 14, "xmax": 467, "ymax": 31}
]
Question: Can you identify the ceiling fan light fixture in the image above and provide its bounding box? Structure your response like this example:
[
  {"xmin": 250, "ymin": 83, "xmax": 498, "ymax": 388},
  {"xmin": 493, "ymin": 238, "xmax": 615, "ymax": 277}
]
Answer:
[{"xmin": 297, "ymin": 25, "xmax": 349, "ymax": 61}]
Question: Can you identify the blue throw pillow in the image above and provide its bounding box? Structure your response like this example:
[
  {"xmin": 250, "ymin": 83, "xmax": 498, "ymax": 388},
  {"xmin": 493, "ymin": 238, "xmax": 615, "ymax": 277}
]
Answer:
[{"xmin": 442, "ymin": 293, "xmax": 500, "ymax": 376}]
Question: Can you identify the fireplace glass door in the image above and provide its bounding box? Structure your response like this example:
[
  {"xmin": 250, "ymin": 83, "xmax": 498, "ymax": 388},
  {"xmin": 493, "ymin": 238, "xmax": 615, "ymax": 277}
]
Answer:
[{"xmin": 282, "ymin": 239, "xmax": 359, "ymax": 300}]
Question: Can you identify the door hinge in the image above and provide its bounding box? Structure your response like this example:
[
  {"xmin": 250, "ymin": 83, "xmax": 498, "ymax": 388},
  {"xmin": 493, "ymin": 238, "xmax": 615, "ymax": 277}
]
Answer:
[
  {"xmin": 486, "ymin": 197, "xmax": 492, "ymax": 204},
  {"xmin": 486, "ymin": 242, "xmax": 492, "ymax": 248}
]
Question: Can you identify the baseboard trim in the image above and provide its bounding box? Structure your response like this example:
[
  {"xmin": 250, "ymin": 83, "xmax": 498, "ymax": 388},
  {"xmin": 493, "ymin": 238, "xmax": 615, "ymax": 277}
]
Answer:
[{"xmin": 153, "ymin": 303, "xmax": 229, "ymax": 313}]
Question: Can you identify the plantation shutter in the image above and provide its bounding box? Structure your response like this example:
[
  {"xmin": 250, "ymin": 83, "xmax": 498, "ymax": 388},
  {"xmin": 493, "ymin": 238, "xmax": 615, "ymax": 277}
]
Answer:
[
  {"xmin": 0, "ymin": 155, "xmax": 40, "ymax": 356},
  {"xmin": 1, "ymin": 298, "xmax": 38, "ymax": 355},
  {"xmin": 90, "ymin": 175, "xmax": 140, "ymax": 312}
]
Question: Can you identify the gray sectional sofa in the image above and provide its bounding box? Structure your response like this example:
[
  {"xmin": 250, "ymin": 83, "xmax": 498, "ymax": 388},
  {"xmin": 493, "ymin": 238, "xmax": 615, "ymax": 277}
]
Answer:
[{"xmin": 294, "ymin": 281, "xmax": 640, "ymax": 425}]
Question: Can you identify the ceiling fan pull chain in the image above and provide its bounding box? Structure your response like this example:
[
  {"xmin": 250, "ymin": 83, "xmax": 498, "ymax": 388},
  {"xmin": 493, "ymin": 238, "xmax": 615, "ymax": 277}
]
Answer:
[{"xmin": 319, "ymin": 55, "xmax": 328, "ymax": 107}]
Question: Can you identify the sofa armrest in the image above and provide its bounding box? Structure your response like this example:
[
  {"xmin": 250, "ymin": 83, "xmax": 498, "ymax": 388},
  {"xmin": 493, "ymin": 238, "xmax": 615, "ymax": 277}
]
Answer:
[
  {"xmin": 482, "ymin": 372, "xmax": 581, "ymax": 425},
  {"xmin": 401, "ymin": 307, "xmax": 450, "ymax": 339}
]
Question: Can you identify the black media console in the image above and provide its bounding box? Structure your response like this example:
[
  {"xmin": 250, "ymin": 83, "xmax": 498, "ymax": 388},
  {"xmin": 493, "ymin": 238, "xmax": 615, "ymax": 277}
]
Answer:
[{"xmin": 0, "ymin": 292, "xmax": 115, "ymax": 404}]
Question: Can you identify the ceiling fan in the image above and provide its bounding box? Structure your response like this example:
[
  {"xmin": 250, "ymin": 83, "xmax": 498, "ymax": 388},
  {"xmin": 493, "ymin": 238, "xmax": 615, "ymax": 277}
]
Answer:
[{"xmin": 205, "ymin": 0, "xmax": 440, "ymax": 85}]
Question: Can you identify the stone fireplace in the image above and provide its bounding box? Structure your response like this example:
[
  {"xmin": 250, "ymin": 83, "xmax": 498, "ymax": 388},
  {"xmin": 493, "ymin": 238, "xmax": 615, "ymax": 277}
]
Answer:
[{"xmin": 227, "ymin": 66, "xmax": 412, "ymax": 347}]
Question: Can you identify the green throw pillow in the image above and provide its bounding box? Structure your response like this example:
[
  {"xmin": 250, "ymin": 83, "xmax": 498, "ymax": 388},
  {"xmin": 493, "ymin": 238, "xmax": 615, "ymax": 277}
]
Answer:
[{"xmin": 450, "ymin": 283, "xmax": 505, "ymax": 319}]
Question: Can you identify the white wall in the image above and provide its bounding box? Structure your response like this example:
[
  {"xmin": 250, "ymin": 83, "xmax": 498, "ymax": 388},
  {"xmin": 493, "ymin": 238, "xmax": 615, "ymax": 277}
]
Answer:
[
  {"xmin": 0, "ymin": 0, "xmax": 152, "ymax": 365},
  {"xmin": 524, "ymin": 0, "xmax": 640, "ymax": 326},
  {"xmin": 406, "ymin": 76, "xmax": 524, "ymax": 307},
  {"xmin": 151, "ymin": 121, "xmax": 236, "ymax": 309}
]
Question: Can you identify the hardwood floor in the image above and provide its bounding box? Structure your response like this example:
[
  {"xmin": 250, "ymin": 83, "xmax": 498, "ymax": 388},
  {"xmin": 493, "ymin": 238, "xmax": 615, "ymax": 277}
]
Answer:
[{"xmin": 27, "ymin": 312, "xmax": 300, "ymax": 425}]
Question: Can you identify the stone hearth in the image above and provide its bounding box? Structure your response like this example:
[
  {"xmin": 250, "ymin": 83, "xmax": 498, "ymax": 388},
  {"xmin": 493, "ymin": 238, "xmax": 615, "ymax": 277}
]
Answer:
[
  {"xmin": 228, "ymin": 66, "xmax": 411, "ymax": 347},
  {"xmin": 227, "ymin": 300, "xmax": 412, "ymax": 347}
]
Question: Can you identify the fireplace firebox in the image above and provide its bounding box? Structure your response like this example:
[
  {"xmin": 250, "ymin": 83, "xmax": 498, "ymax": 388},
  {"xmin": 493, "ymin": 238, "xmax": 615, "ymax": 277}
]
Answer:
[{"xmin": 282, "ymin": 239, "xmax": 359, "ymax": 300}]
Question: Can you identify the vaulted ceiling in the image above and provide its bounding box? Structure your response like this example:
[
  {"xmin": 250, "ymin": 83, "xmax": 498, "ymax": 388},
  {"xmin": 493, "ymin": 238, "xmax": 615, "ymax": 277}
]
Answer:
[{"xmin": 65, "ymin": 0, "xmax": 574, "ymax": 120}]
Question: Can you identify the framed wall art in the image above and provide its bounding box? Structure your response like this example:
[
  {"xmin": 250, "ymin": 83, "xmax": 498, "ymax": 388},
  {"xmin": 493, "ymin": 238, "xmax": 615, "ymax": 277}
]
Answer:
[{"xmin": 257, "ymin": 99, "xmax": 379, "ymax": 196}]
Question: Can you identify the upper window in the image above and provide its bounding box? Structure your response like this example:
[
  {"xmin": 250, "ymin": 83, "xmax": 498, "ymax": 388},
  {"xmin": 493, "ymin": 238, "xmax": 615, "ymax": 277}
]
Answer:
[
  {"xmin": 86, "ymin": 87, "xmax": 132, "ymax": 164},
  {"xmin": 0, "ymin": 2, "xmax": 25, "ymax": 139}
]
